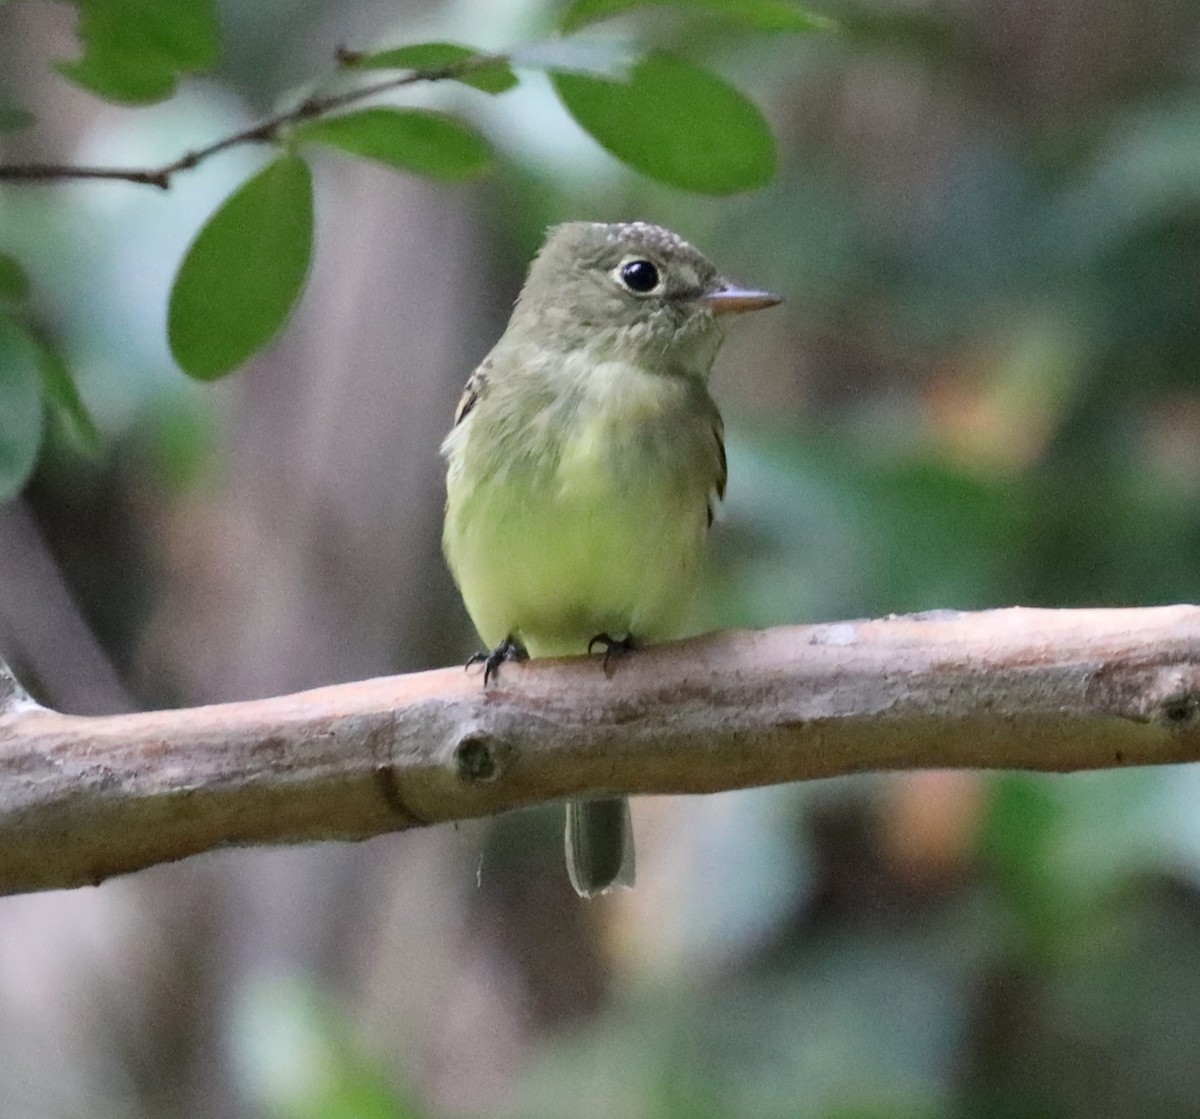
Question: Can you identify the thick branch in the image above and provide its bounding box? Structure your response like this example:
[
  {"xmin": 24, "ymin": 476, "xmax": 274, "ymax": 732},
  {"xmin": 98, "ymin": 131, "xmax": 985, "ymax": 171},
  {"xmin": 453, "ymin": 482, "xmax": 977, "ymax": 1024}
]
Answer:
[
  {"xmin": 0, "ymin": 52, "xmax": 504, "ymax": 189},
  {"xmin": 2, "ymin": 606, "xmax": 1199, "ymax": 896}
]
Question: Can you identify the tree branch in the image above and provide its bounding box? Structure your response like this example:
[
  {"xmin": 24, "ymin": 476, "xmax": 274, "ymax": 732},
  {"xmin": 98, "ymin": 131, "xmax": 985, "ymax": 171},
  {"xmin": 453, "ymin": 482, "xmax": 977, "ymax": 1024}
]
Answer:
[
  {"xmin": 2, "ymin": 606, "xmax": 1199, "ymax": 897},
  {"xmin": 0, "ymin": 52, "xmax": 505, "ymax": 190}
]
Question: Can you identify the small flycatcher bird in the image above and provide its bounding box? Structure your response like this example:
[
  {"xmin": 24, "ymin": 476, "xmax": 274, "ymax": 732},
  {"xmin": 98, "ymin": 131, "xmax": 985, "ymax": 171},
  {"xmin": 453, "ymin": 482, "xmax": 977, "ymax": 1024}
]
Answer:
[{"xmin": 441, "ymin": 221, "xmax": 779, "ymax": 897}]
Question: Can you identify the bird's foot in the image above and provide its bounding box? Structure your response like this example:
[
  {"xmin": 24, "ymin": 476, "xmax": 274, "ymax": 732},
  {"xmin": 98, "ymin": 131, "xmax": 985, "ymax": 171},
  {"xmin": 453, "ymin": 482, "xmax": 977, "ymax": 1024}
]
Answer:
[
  {"xmin": 587, "ymin": 633, "xmax": 637, "ymax": 673},
  {"xmin": 466, "ymin": 636, "xmax": 529, "ymax": 686}
]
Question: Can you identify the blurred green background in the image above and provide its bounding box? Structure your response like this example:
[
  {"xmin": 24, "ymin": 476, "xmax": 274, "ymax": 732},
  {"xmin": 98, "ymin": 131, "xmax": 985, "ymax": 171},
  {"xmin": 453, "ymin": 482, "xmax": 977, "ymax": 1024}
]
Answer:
[{"xmin": 4, "ymin": 0, "xmax": 1200, "ymax": 1116}]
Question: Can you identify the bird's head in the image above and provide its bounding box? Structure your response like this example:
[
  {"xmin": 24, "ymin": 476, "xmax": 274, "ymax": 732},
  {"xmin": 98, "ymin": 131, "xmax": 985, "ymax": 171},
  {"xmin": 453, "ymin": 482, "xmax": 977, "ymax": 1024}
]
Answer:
[{"xmin": 507, "ymin": 221, "xmax": 779, "ymax": 375}]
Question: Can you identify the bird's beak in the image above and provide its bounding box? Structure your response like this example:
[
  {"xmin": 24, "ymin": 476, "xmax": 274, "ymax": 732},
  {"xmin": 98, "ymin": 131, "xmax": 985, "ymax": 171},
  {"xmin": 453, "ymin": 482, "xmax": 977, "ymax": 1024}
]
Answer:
[{"xmin": 701, "ymin": 285, "xmax": 782, "ymax": 316}]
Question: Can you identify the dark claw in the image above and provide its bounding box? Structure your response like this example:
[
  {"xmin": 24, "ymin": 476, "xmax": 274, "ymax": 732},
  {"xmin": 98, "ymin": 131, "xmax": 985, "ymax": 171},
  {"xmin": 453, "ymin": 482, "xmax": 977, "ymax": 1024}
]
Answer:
[
  {"xmin": 587, "ymin": 632, "xmax": 636, "ymax": 672},
  {"xmin": 466, "ymin": 636, "xmax": 529, "ymax": 686}
]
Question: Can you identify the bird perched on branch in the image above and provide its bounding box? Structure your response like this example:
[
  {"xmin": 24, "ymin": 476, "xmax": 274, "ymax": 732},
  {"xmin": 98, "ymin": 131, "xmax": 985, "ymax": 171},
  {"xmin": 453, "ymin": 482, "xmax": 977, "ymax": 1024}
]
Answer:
[{"xmin": 442, "ymin": 220, "xmax": 779, "ymax": 896}]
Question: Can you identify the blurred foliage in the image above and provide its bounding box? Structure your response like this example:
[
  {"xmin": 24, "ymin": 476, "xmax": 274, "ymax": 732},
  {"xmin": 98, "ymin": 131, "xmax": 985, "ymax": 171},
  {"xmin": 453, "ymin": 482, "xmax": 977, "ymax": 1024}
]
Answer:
[
  {"xmin": 237, "ymin": 978, "xmax": 428, "ymax": 1119},
  {"xmin": 56, "ymin": 0, "xmax": 220, "ymax": 104},
  {"xmin": 0, "ymin": 314, "xmax": 43, "ymax": 495},
  {"xmin": 0, "ymin": 0, "xmax": 823, "ymax": 445},
  {"xmin": 0, "ymin": 247, "xmax": 29, "ymax": 297},
  {"xmin": 0, "ymin": 103, "xmax": 35, "ymax": 132},
  {"xmin": 5, "ymin": 0, "xmax": 1200, "ymax": 1117}
]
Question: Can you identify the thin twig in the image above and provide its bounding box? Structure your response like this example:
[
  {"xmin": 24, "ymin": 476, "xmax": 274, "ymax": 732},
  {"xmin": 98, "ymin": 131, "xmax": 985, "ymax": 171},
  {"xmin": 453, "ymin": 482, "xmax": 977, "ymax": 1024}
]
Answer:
[{"xmin": 0, "ymin": 52, "xmax": 506, "ymax": 190}]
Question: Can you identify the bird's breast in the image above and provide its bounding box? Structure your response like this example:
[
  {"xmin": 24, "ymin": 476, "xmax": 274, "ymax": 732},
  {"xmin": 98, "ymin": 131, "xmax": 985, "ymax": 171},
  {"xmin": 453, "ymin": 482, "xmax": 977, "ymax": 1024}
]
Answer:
[
  {"xmin": 553, "ymin": 360, "xmax": 696, "ymax": 497},
  {"xmin": 443, "ymin": 359, "xmax": 717, "ymax": 653}
]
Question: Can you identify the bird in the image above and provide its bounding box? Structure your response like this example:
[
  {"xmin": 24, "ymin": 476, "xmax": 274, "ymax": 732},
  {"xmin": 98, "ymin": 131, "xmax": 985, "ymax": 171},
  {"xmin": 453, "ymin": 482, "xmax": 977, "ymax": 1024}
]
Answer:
[{"xmin": 441, "ymin": 220, "xmax": 779, "ymax": 896}]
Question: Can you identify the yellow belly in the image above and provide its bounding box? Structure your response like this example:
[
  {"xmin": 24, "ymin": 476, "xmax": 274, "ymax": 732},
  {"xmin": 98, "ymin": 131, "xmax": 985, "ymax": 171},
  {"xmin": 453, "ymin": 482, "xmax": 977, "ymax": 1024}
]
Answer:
[
  {"xmin": 443, "ymin": 353, "xmax": 722, "ymax": 658},
  {"xmin": 445, "ymin": 461, "xmax": 708, "ymax": 657}
]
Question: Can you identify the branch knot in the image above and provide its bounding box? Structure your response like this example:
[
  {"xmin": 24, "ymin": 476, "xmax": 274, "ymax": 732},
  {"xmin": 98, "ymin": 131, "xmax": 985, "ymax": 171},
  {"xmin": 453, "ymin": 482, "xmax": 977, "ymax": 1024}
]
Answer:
[
  {"xmin": 1087, "ymin": 660, "xmax": 1200, "ymax": 728},
  {"xmin": 454, "ymin": 731, "xmax": 509, "ymax": 785}
]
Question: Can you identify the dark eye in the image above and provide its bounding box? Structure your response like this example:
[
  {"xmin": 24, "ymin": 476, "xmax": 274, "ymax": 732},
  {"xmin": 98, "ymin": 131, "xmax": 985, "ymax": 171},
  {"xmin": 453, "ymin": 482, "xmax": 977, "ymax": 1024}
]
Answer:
[{"xmin": 618, "ymin": 259, "xmax": 660, "ymax": 294}]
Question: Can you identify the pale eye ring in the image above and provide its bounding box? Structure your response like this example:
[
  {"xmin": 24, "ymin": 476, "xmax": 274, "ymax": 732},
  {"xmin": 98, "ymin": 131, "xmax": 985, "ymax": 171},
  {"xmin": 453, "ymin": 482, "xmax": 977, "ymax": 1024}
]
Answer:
[{"xmin": 617, "ymin": 258, "xmax": 661, "ymax": 295}]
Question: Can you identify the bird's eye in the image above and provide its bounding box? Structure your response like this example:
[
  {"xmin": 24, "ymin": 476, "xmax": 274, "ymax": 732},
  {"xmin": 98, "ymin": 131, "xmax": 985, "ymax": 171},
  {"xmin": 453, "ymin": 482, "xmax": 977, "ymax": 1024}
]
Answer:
[{"xmin": 618, "ymin": 259, "xmax": 661, "ymax": 294}]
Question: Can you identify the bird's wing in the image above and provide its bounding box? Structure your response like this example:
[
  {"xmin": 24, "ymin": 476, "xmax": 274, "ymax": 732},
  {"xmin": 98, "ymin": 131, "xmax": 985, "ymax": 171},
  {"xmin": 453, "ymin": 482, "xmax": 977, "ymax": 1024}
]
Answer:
[
  {"xmin": 714, "ymin": 417, "xmax": 727, "ymax": 501},
  {"xmin": 707, "ymin": 416, "xmax": 727, "ymax": 529},
  {"xmin": 453, "ymin": 356, "xmax": 492, "ymax": 427}
]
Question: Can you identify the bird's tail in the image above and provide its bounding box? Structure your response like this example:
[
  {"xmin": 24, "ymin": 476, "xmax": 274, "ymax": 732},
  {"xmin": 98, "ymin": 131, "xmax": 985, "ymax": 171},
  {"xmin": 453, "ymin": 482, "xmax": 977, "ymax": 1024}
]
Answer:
[{"xmin": 565, "ymin": 796, "xmax": 635, "ymax": 897}]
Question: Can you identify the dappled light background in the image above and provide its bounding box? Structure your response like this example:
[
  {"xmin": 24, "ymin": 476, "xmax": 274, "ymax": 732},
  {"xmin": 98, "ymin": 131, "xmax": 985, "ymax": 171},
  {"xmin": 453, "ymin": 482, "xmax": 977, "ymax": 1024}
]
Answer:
[{"xmin": 4, "ymin": 0, "xmax": 1200, "ymax": 1116}]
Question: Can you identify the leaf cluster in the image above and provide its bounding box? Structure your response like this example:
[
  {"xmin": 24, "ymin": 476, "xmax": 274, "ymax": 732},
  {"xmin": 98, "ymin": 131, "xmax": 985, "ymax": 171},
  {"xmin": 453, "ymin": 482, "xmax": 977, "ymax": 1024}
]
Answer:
[
  {"xmin": 0, "ymin": 0, "xmax": 833, "ymax": 496},
  {"xmin": 0, "ymin": 253, "xmax": 99, "ymax": 498}
]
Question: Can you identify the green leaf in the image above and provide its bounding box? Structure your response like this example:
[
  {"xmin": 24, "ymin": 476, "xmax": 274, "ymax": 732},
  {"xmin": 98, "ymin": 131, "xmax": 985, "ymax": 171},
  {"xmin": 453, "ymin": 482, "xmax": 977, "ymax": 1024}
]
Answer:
[
  {"xmin": 294, "ymin": 108, "xmax": 492, "ymax": 181},
  {"xmin": 0, "ymin": 253, "xmax": 30, "ymax": 301},
  {"xmin": 0, "ymin": 104, "xmax": 35, "ymax": 133},
  {"xmin": 169, "ymin": 156, "xmax": 314, "ymax": 380},
  {"xmin": 56, "ymin": 0, "xmax": 220, "ymax": 105},
  {"xmin": 35, "ymin": 338, "xmax": 100, "ymax": 453},
  {"xmin": 0, "ymin": 318, "xmax": 45, "ymax": 499},
  {"xmin": 346, "ymin": 41, "xmax": 517, "ymax": 94},
  {"xmin": 509, "ymin": 38, "xmax": 637, "ymax": 78},
  {"xmin": 560, "ymin": 0, "xmax": 835, "ymax": 33},
  {"xmin": 553, "ymin": 51, "xmax": 776, "ymax": 194}
]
